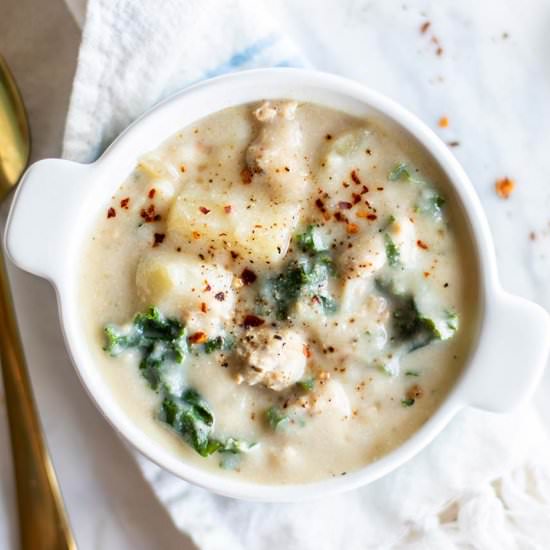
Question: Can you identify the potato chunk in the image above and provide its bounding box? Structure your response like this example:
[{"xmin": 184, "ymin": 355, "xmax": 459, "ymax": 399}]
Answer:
[
  {"xmin": 246, "ymin": 101, "xmax": 310, "ymax": 203},
  {"xmin": 167, "ymin": 191, "xmax": 300, "ymax": 264},
  {"xmin": 318, "ymin": 127, "xmax": 371, "ymax": 192},
  {"xmin": 136, "ymin": 251, "xmax": 235, "ymax": 333},
  {"xmin": 234, "ymin": 328, "xmax": 307, "ymax": 391},
  {"xmin": 307, "ymin": 379, "xmax": 351, "ymax": 419},
  {"xmin": 340, "ymin": 233, "xmax": 386, "ymax": 280}
]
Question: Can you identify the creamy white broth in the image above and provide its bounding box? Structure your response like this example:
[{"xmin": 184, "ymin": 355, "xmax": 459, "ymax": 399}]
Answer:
[{"xmin": 80, "ymin": 101, "xmax": 478, "ymax": 484}]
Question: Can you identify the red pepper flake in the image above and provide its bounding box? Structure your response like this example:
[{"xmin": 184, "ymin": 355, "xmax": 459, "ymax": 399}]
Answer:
[
  {"xmin": 107, "ymin": 207, "xmax": 116, "ymax": 219},
  {"xmin": 140, "ymin": 204, "xmax": 158, "ymax": 223},
  {"xmin": 230, "ymin": 251, "xmax": 239, "ymax": 259},
  {"xmin": 366, "ymin": 214, "xmax": 378, "ymax": 221},
  {"xmin": 360, "ymin": 185, "xmax": 369, "ymax": 194},
  {"xmin": 189, "ymin": 331, "xmax": 208, "ymax": 344},
  {"xmin": 224, "ymin": 205, "xmax": 232, "ymax": 213},
  {"xmin": 214, "ymin": 291, "xmax": 225, "ymax": 301},
  {"xmin": 338, "ymin": 201, "xmax": 353, "ymax": 210},
  {"xmin": 351, "ymin": 170, "xmax": 361, "ymax": 185},
  {"xmin": 203, "ymin": 282, "xmax": 212, "ymax": 292},
  {"xmin": 240, "ymin": 167, "xmax": 253, "ymax": 184},
  {"xmin": 153, "ymin": 233, "xmax": 165, "ymax": 247},
  {"xmin": 241, "ymin": 268, "xmax": 257, "ymax": 285},
  {"xmin": 438, "ymin": 116, "xmax": 449, "ymax": 128},
  {"xmin": 200, "ymin": 302, "xmax": 208, "ymax": 313},
  {"xmin": 315, "ymin": 198, "xmax": 326, "ymax": 213},
  {"xmin": 120, "ymin": 197, "xmax": 130, "ymax": 209},
  {"xmin": 192, "ymin": 231, "xmax": 201, "ymax": 240},
  {"xmin": 148, "ymin": 188, "xmax": 156, "ymax": 199},
  {"xmin": 424, "ymin": 271, "xmax": 431, "ymax": 278},
  {"xmin": 352, "ymin": 193, "xmax": 361, "ymax": 205},
  {"xmin": 199, "ymin": 206, "xmax": 211, "ymax": 215},
  {"xmin": 417, "ymin": 239, "xmax": 429, "ymax": 250},
  {"xmin": 303, "ymin": 344, "xmax": 312, "ymax": 358},
  {"xmin": 356, "ymin": 211, "xmax": 370, "ymax": 219},
  {"xmin": 407, "ymin": 384, "xmax": 424, "ymax": 400},
  {"xmin": 334, "ymin": 211, "xmax": 349, "ymax": 223},
  {"xmin": 180, "ymin": 164, "xmax": 186, "ymax": 173},
  {"xmin": 347, "ymin": 223, "xmax": 359, "ymax": 234},
  {"xmin": 420, "ymin": 21, "xmax": 431, "ymax": 34},
  {"xmin": 242, "ymin": 314, "xmax": 265, "ymax": 328},
  {"xmin": 495, "ymin": 177, "xmax": 515, "ymax": 199}
]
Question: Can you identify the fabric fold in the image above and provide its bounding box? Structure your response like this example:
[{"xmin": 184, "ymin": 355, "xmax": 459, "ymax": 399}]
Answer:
[{"xmin": 63, "ymin": 1, "xmax": 550, "ymax": 548}]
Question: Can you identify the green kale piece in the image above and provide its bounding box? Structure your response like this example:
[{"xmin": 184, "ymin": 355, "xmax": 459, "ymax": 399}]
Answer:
[
  {"xmin": 417, "ymin": 187, "xmax": 445, "ymax": 221},
  {"xmin": 297, "ymin": 378, "xmax": 315, "ymax": 391},
  {"xmin": 388, "ymin": 163, "xmax": 413, "ymax": 181},
  {"xmin": 104, "ymin": 307, "xmax": 188, "ymax": 390},
  {"xmin": 270, "ymin": 265, "xmax": 305, "ymax": 319},
  {"xmin": 217, "ymin": 438, "xmax": 258, "ymax": 454},
  {"xmin": 376, "ymin": 280, "xmax": 459, "ymax": 352},
  {"xmin": 266, "ymin": 406, "xmax": 289, "ymax": 430},
  {"xmin": 160, "ymin": 389, "xmax": 256, "ymax": 458},
  {"xmin": 389, "ymin": 163, "xmax": 446, "ymax": 221},
  {"xmin": 401, "ymin": 398, "xmax": 415, "ymax": 407},
  {"xmin": 388, "ymin": 162, "xmax": 424, "ymax": 184},
  {"xmin": 160, "ymin": 389, "xmax": 216, "ymax": 457},
  {"xmin": 268, "ymin": 253, "xmax": 337, "ymax": 319},
  {"xmin": 203, "ymin": 336, "xmax": 224, "ymax": 354},
  {"xmin": 296, "ymin": 225, "xmax": 327, "ymax": 253},
  {"xmin": 104, "ymin": 310, "xmax": 256, "ymax": 459},
  {"xmin": 384, "ymin": 233, "xmax": 401, "ymax": 267}
]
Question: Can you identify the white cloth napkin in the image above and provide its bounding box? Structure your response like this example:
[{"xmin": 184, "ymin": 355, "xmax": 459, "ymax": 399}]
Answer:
[{"xmin": 63, "ymin": 1, "xmax": 550, "ymax": 548}]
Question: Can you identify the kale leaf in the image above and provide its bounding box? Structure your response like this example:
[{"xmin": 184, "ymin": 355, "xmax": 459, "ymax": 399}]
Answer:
[
  {"xmin": 104, "ymin": 309, "xmax": 256, "ymax": 460},
  {"xmin": 417, "ymin": 187, "xmax": 445, "ymax": 221},
  {"xmin": 203, "ymin": 336, "xmax": 224, "ymax": 354},
  {"xmin": 384, "ymin": 233, "xmax": 401, "ymax": 267},
  {"xmin": 270, "ymin": 265, "xmax": 305, "ymax": 319},
  {"xmin": 268, "ymin": 253, "xmax": 337, "ymax": 319},
  {"xmin": 388, "ymin": 163, "xmax": 413, "ymax": 182},
  {"xmin": 297, "ymin": 378, "xmax": 315, "ymax": 391},
  {"xmin": 160, "ymin": 389, "xmax": 217, "ymax": 457},
  {"xmin": 376, "ymin": 279, "xmax": 459, "ymax": 352},
  {"xmin": 388, "ymin": 163, "xmax": 445, "ymax": 221},
  {"xmin": 296, "ymin": 225, "xmax": 327, "ymax": 253},
  {"xmin": 104, "ymin": 307, "xmax": 188, "ymax": 391},
  {"xmin": 160, "ymin": 389, "xmax": 256, "ymax": 458},
  {"xmin": 266, "ymin": 406, "xmax": 289, "ymax": 430}
]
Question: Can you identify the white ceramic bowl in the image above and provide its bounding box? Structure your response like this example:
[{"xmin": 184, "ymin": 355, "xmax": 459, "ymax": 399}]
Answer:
[{"xmin": 5, "ymin": 69, "xmax": 550, "ymax": 501}]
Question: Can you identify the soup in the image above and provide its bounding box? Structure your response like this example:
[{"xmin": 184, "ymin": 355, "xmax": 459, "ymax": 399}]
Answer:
[{"xmin": 80, "ymin": 101, "xmax": 477, "ymax": 484}]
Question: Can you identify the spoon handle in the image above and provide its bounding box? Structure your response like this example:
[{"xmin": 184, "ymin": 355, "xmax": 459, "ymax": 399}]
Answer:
[{"xmin": 0, "ymin": 248, "xmax": 77, "ymax": 550}]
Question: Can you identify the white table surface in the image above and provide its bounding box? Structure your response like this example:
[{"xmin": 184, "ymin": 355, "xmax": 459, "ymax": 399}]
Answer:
[{"xmin": 2, "ymin": 0, "xmax": 550, "ymax": 548}]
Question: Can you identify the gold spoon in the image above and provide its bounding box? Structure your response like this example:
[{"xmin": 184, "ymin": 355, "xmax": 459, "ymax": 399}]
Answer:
[{"xmin": 0, "ymin": 54, "xmax": 77, "ymax": 550}]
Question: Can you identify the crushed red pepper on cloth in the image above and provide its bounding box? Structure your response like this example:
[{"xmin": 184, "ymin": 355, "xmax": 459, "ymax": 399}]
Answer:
[{"xmin": 495, "ymin": 177, "xmax": 515, "ymax": 199}]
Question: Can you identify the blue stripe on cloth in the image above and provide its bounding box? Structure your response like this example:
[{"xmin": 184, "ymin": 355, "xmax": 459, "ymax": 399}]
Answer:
[
  {"xmin": 203, "ymin": 33, "xmax": 280, "ymax": 78},
  {"xmin": 272, "ymin": 58, "xmax": 303, "ymax": 68}
]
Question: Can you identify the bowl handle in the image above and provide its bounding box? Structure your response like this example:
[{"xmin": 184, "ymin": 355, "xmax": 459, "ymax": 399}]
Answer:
[
  {"xmin": 463, "ymin": 290, "xmax": 550, "ymax": 412},
  {"xmin": 4, "ymin": 159, "xmax": 92, "ymax": 281}
]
